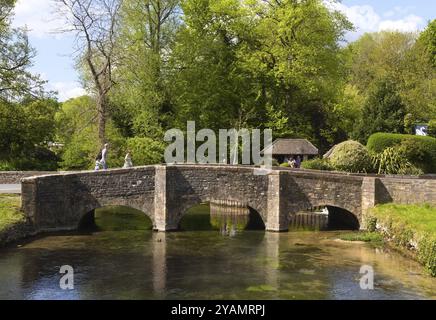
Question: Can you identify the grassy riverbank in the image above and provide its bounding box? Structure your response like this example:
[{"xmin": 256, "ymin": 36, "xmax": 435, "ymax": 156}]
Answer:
[
  {"xmin": 0, "ymin": 194, "xmax": 30, "ymax": 246},
  {"xmin": 338, "ymin": 232, "xmax": 383, "ymax": 243},
  {"xmin": 370, "ymin": 204, "xmax": 436, "ymax": 276},
  {"xmin": 0, "ymin": 194, "xmax": 24, "ymax": 232}
]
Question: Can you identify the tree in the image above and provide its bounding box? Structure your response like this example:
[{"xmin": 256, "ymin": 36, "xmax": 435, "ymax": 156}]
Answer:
[
  {"xmin": 345, "ymin": 29, "xmax": 436, "ymax": 124},
  {"xmin": 0, "ymin": 0, "xmax": 46, "ymax": 101},
  {"xmin": 55, "ymin": 96, "xmax": 126, "ymax": 170},
  {"xmin": 354, "ymin": 78, "xmax": 407, "ymax": 143},
  {"xmin": 0, "ymin": 98, "xmax": 60, "ymax": 169},
  {"xmin": 110, "ymin": 0, "xmax": 180, "ymax": 140},
  {"xmin": 57, "ymin": 0, "xmax": 122, "ymax": 146}
]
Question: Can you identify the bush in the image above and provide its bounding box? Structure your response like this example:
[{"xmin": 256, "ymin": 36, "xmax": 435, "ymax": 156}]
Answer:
[
  {"xmin": 367, "ymin": 133, "xmax": 436, "ymax": 173},
  {"xmin": 279, "ymin": 162, "xmax": 290, "ymax": 167},
  {"xmin": 371, "ymin": 146, "xmax": 424, "ymax": 175},
  {"xmin": 428, "ymin": 119, "xmax": 436, "ymax": 138},
  {"xmin": 329, "ymin": 140, "xmax": 372, "ymax": 173},
  {"xmin": 301, "ymin": 158, "xmax": 333, "ymax": 171},
  {"xmin": 126, "ymin": 137, "xmax": 165, "ymax": 166}
]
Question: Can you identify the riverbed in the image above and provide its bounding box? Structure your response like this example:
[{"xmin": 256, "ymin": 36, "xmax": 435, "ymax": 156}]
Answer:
[{"xmin": 0, "ymin": 205, "xmax": 434, "ymax": 300}]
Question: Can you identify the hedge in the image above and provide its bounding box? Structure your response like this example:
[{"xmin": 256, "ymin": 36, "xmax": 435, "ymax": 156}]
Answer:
[
  {"xmin": 301, "ymin": 158, "xmax": 333, "ymax": 171},
  {"xmin": 367, "ymin": 133, "xmax": 436, "ymax": 173}
]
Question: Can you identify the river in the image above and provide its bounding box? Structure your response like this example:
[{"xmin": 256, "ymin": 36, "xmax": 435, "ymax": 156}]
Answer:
[{"xmin": 0, "ymin": 205, "xmax": 435, "ymax": 300}]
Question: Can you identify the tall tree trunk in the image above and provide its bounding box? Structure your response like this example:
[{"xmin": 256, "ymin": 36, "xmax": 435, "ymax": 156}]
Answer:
[{"xmin": 97, "ymin": 93, "xmax": 106, "ymax": 146}]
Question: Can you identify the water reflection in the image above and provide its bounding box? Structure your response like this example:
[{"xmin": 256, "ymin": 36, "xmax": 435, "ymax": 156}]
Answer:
[
  {"xmin": 210, "ymin": 204, "xmax": 250, "ymax": 236},
  {"xmin": 0, "ymin": 205, "xmax": 435, "ymax": 300}
]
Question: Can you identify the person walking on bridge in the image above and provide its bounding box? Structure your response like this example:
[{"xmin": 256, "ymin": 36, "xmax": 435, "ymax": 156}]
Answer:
[
  {"xmin": 100, "ymin": 143, "xmax": 109, "ymax": 170},
  {"xmin": 123, "ymin": 150, "xmax": 133, "ymax": 169}
]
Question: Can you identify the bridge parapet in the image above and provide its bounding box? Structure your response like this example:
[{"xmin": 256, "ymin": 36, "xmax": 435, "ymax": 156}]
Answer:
[{"xmin": 19, "ymin": 164, "xmax": 436, "ymax": 233}]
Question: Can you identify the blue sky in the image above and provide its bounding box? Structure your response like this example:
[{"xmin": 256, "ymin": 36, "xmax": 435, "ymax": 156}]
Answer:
[{"xmin": 12, "ymin": 0, "xmax": 436, "ymax": 102}]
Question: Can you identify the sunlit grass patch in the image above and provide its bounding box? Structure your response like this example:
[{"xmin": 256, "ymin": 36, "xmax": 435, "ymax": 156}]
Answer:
[
  {"xmin": 339, "ymin": 232, "xmax": 383, "ymax": 243},
  {"xmin": 0, "ymin": 194, "xmax": 25, "ymax": 232}
]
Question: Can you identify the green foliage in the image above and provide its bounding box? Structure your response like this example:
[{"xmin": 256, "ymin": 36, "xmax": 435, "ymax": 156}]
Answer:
[
  {"xmin": 301, "ymin": 158, "xmax": 333, "ymax": 171},
  {"xmin": 0, "ymin": 0, "xmax": 47, "ymax": 100},
  {"xmin": 126, "ymin": 137, "xmax": 165, "ymax": 166},
  {"xmin": 0, "ymin": 98, "xmax": 60, "ymax": 170},
  {"xmin": 429, "ymin": 119, "xmax": 436, "ymax": 138},
  {"xmin": 367, "ymin": 133, "xmax": 436, "ymax": 173},
  {"xmin": 371, "ymin": 146, "xmax": 423, "ymax": 175},
  {"xmin": 365, "ymin": 216, "xmax": 378, "ymax": 232},
  {"xmin": 345, "ymin": 30, "xmax": 436, "ymax": 122},
  {"xmin": 168, "ymin": 0, "xmax": 352, "ymax": 150},
  {"xmin": 0, "ymin": 194, "xmax": 24, "ymax": 233},
  {"xmin": 271, "ymin": 159, "xmax": 280, "ymax": 167},
  {"xmin": 339, "ymin": 232, "xmax": 383, "ymax": 243},
  {"xmin": 56, "ymin": 96, "xmax": 126, "ymax": 170},
  {"xmin": 353, "ymin": 78, "xmax": 407, "ymax": 143},
  {"xmin": 329, "ymin": 140, "xmax": 372, "ymax": 173},
  {"xmin": 418, "ymin": 19, "xmax": 436, "ymax": 67},
  {"xmin": 279, "ymin": 162, "xmax": 289, "ymax": 167},
  {"xmin": 372, "ymin": 204, "xmax": 436, "ymax": 276}
]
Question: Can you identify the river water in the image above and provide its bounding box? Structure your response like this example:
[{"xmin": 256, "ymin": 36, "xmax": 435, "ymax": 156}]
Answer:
[{"xmin": 0, "ymin": 205, "xmax": 435, "ymax": 300}]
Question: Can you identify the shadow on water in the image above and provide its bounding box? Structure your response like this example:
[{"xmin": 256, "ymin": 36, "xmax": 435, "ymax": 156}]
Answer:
[
  {"xmin": 289, "ymin": 206, "xmax": 360, "ymax": 232},
  {"xmin": 79, "ymin": 206, "xmax": 153, "ymax": 232},
  {"xmin": 180, "ymin": 203, "xmax": 265, "ymax": 235}
]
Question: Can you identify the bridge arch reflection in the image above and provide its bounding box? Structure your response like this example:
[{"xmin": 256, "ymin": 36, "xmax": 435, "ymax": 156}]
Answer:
[
  {"xmin": 78, "ymin": 205, "xmax": 153, "ymax": 231},
  {"xmin": 179, "ymin": 202, "xmax": 265, "ymax": 234}
]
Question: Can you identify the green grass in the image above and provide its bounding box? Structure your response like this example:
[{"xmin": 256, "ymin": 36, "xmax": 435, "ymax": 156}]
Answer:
[
  {"xmin": 372, "ymin": 203, "xmax": 436, "ymax": 234},
  {"xmin": 0, "ymin": 194, "xmax": 25, "ymax": 232},
  {"xmin": 371, "ymin": 203, "xmax": 436, "ymax": 276},
  {"xmin": 339, "ymin": 232, "xmax": 383, "ymax": 243}
]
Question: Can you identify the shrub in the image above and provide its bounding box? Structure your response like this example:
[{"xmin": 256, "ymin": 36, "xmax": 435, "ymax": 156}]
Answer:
[
  {"xmin": 127, "ymin": 137, "xmax": 165, "ymax": 166},
  {"xmin": 279, "ymin": 162, "xmax": 290, "ymax": 167},
  {"xmin": 371, "ymin": 146, "xmax": 424, "ymax": 175},
  {"xmin": 367, "ymin": 133, "xmax": 436, "ymax": 172},
  {"xmin": 329, "ymin": 140, "xmax": 372, "ymax": 173},
  {"xmin": 428, "ymin": 119, "xmax": 436, "ymax": 138},
  {"xmin": 301, "ymin": 158, "xmax": 333, "ymax": 171}
]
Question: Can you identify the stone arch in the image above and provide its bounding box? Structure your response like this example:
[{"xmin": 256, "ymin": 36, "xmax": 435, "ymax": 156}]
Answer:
[
  {"xmin": 288, "ymin": 202, "xmax": 360, "ymax": 230},
  {"xmin": 172, "ymin": 197, "xmax": 267, "ymax": 231},
  {"xmin": 325, "ymin": 205, "xmax": 360, "ymax": 230},
  {"xmin": 77, "ymin": 200, "xmax": 155, "ymax": 230}
]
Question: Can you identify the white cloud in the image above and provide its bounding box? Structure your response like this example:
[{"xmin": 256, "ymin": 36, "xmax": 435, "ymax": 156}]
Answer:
[
  {"xmin": 324, "ymin": 1, "xmax": 425, "ymax": 38},
  {"xmin": 378, "ymin": 15, "xmax": 424, "ymax": 32},
  {"xmin": 12, "ymin": 0, "xmax": 65, "ymax": 38},
  {"xmin": 49, "ymin": 82, "xmax": 87, "ymax": 102}
]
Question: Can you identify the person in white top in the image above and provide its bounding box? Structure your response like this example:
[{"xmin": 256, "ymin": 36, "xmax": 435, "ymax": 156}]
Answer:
[
  {"xmin": 123, "ymin": 150, "xmax": 133, "ymax": 169},
  {"xmin": 100, "ymin": 143, "xmax": 109, "ymax": 170}
]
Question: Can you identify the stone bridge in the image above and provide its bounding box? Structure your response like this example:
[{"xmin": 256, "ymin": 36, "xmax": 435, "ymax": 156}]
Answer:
[{"xmin": 20, "ymin": 164, "xmax": 436, "ymax": 233}]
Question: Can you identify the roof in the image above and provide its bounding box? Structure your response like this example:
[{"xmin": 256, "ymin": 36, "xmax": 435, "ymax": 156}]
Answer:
[{"xmin": 262, "ymin": 139, "xmax": 318, "ymax": 155}]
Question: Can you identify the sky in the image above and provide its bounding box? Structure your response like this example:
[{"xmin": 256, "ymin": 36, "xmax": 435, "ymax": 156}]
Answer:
[{"xmin": 11, "ymin": 0, "xmax": 436, "ymax": 102}]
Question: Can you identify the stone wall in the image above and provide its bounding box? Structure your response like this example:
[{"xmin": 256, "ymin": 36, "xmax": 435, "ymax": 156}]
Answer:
[
  {"xmin": 0, "ymin": 171, "xmax": 58, "ymax": 184},
  {"xmin": 20, "ymin": 164, "xmax": 436, "ymax": 234},
  {"xmin": 22, "ymin": 167, "xmax": 156, "ymax": 232},
  {"xmin": 376, "ymin": 177, "xmax": 436, "ymax": 205},
  {"xmin": 280, "ymin": 171, "xmax": 364, "ymax": 226},
  {"xmin": 158, "ymin": 165, "xmax": 270, "ymax": 230}
]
